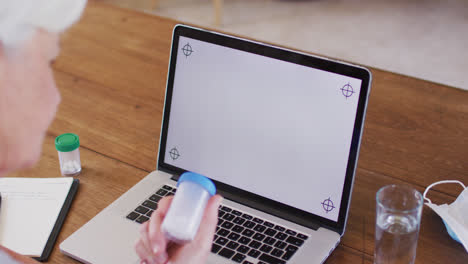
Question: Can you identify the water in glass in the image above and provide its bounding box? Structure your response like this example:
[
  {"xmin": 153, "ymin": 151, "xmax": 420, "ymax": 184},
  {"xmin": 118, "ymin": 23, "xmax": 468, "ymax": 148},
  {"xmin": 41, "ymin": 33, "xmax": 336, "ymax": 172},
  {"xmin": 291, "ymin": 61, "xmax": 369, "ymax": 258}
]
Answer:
[{"xmin": 375, "ymin": 213, "xmax": 419, "ymax": 264}]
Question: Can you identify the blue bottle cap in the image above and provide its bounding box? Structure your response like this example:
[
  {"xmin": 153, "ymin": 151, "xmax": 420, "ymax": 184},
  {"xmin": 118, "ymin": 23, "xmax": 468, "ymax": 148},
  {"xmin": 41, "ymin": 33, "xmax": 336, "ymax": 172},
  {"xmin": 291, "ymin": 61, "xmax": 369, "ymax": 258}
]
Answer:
[{"xmin": 177, "ymin": 172, "xmax": 216, "ymax": 196}]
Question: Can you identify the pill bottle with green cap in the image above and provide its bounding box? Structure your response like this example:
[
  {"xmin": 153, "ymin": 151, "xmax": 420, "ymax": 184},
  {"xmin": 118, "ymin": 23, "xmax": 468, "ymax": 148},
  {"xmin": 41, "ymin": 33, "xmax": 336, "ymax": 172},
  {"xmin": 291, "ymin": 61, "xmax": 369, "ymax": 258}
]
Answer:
[
  {"xmin": 55, "ymin": 133, "xmax": 81, "ymax": 176},
  {"xmin": 161, "ymin": 172, "xmax": 216, "ymax": 243}
]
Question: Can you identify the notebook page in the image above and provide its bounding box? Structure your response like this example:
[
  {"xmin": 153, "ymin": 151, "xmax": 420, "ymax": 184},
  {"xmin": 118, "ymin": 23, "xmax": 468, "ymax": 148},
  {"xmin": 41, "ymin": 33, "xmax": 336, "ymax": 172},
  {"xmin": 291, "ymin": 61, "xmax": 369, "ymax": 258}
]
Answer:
[{"xmin": 0, "ymin": 177, "xmax": 73, "ymax": 256}]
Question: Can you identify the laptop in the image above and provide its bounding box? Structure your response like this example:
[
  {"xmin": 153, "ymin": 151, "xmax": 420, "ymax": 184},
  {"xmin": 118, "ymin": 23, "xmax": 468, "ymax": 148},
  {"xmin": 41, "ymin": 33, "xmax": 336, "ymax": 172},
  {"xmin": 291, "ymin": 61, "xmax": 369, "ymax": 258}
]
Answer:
[{"xmin": 60, "ymin": 24, "xmax": 371, "ymax": 264}]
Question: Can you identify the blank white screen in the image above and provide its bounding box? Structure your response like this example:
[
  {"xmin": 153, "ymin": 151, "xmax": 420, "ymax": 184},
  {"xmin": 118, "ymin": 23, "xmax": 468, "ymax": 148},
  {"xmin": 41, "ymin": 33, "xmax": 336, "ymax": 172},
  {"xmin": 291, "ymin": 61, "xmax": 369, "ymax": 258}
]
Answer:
[{"xmin": 165, "ymin": 36, "xmax": 362, "ymax": 221}]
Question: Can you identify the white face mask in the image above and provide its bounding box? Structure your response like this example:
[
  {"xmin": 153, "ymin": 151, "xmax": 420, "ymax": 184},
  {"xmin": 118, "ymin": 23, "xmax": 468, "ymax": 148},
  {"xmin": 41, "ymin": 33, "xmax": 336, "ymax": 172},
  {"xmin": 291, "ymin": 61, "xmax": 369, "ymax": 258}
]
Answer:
[{"xmin": 423, "ymin": 180, "xmax": 468, "ymax": 253}]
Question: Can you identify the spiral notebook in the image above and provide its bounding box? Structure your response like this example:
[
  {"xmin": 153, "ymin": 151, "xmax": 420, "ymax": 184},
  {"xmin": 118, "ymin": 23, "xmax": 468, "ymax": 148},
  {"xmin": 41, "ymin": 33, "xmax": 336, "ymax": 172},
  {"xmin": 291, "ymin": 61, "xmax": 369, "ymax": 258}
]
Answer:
[{"xmin": 0, "ymin": 177, "xmax": 79, "ymax": 262}]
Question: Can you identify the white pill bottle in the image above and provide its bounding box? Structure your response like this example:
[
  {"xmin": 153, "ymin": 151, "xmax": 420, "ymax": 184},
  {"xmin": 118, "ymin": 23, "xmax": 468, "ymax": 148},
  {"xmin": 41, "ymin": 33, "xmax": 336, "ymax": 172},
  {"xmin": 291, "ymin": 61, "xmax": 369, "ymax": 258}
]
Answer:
[
  {"xmin": 162, "ymin": 172, "xmax": 216, "ymax": 243},
  {"xmin": 55, "ymin": 133, "xmax": 82, "ymax": 176}
]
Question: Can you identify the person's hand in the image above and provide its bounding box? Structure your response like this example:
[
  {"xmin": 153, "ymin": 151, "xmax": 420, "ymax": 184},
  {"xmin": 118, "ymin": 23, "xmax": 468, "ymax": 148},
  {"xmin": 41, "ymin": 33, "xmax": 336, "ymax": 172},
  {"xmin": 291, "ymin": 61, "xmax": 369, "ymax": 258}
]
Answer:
[{"xmin": 135, "ymin": 194, "xmax": 223, "ymax": 264}]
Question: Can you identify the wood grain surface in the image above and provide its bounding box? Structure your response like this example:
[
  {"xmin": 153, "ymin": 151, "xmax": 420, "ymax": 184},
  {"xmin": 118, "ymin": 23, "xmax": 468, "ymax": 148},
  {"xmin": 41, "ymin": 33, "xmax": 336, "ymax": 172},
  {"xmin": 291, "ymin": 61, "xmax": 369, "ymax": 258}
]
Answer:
[{"xmin": 6, "ymin": 1, "xmax": 468, "ymax": 263}]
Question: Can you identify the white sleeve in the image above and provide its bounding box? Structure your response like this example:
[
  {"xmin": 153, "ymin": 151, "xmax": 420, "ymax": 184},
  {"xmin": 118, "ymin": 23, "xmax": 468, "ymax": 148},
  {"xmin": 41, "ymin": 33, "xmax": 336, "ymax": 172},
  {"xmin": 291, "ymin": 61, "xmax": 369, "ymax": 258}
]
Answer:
[{"xmin": 0, "ymin": 249, "xmax": 20, "ymax": 264}]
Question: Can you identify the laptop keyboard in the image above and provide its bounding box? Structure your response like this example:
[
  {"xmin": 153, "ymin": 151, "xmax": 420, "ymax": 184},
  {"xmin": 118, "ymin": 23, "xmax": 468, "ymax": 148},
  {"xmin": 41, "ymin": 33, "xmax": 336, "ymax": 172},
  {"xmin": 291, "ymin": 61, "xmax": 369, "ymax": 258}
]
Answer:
[
  {"xmin": 126, "ymin": 185, "xmax": 176, "ymax": 224},
  {"xmin": 126, "ymin": 185, "xmax": 309, "ymax": 264}
]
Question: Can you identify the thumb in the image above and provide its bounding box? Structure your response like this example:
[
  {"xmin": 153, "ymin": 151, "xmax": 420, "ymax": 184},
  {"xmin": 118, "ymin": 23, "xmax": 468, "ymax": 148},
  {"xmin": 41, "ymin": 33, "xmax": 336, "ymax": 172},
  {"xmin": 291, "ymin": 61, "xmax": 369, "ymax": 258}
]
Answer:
[{"xmin": 194, "ymin": 194, "xmax": 223, "ymax": 250}]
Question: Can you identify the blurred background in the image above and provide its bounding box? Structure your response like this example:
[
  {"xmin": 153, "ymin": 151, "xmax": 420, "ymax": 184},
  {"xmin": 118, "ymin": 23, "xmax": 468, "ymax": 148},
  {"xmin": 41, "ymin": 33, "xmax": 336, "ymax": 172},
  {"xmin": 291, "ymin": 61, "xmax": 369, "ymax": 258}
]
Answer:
[{"xmin": 97, "ymin": 0, "xmax": 468, "ymax": 91}]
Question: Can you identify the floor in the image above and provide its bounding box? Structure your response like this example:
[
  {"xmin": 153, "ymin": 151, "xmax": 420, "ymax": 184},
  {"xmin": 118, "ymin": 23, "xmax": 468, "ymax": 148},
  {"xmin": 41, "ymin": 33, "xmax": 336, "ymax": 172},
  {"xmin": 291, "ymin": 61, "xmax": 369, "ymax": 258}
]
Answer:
[{"xmin": 100, "ymin": 0, "xmax": 468, "ymax": 91}]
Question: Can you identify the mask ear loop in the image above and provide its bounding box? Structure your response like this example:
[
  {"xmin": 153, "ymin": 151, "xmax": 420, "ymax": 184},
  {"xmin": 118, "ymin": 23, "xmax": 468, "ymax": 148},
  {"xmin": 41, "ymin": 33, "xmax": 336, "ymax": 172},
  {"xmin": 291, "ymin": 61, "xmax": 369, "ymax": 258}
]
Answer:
[{"xmin": 423, "ymin": 180, "xmax": 466, "ymax": 204}]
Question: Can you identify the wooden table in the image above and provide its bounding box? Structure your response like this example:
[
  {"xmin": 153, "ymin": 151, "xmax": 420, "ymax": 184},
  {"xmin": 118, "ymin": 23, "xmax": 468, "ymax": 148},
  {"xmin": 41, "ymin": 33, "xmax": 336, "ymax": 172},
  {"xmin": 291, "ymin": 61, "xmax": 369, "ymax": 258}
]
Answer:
[{"xmin": 8, "ymin": 2, "xmax": 468, "ymax": 263}]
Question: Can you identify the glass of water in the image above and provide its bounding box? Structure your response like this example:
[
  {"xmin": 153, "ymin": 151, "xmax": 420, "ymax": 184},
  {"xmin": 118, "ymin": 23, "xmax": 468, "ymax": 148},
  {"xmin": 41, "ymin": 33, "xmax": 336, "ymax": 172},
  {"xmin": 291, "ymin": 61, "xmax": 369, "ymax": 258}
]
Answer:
[{"xmin": 375, "ymin": 185, "xmax": 423, "ymax": 264}]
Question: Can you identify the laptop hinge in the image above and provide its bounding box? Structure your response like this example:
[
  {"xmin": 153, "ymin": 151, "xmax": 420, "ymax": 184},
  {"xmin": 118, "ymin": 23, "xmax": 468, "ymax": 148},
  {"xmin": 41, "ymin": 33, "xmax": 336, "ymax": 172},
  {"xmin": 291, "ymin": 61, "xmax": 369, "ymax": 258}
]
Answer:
[
  {"xmin": 217, "ymin": 188, "xmax": 320, "ymax": 231},
  {"xmin": 170, "ymin": 174, "xmax": 321, "ymax": 231}
]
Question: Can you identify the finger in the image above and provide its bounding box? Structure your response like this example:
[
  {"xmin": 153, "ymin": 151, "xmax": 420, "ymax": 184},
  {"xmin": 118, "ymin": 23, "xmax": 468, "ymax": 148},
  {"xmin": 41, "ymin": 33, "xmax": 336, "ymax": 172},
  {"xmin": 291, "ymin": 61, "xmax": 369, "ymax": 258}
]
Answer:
[
  {"xmin": 147, "ymin": 196, "xmax": 174, "ymax": 259},
  {"xmin": 194, "ymin": 194, "xmax": 223, "ymax": 251},
  {"xmin": 139, "ymin": 222, "xmax": 155, "ymax": 262},
  {"xmin": 155, "ymin": 196, "xmax": 173, "ymax": 215},
  {"xmin": 153, "ymin": 250, "xmax": 169, "ymax": 264},
  {"xmin": 134, "ymin": 239, "xmax": 153, "ymax": 264}
]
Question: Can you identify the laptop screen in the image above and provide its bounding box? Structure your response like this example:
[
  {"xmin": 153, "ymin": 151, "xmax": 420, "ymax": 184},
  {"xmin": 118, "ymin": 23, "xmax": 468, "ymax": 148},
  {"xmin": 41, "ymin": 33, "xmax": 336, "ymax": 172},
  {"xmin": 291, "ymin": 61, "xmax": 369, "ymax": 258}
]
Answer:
[{"xmin": 160, "ymin": 26, "xmax": 371, "ymax": 230}]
